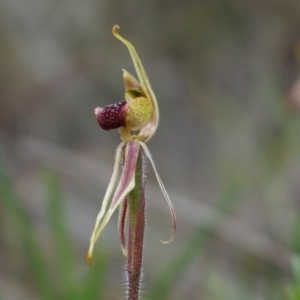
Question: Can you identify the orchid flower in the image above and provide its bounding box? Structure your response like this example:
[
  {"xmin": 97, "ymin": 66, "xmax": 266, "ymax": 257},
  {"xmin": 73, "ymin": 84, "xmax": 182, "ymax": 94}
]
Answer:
[{"xmin": 86, "ymin": 26, "xmax": 176, "ymax": 287}]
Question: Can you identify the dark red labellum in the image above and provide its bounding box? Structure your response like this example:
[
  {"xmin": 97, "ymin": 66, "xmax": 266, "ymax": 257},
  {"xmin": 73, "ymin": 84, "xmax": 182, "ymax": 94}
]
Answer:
[{"xmin": 95, "ymin": 101, "xmax": 127, "ymax": 130}]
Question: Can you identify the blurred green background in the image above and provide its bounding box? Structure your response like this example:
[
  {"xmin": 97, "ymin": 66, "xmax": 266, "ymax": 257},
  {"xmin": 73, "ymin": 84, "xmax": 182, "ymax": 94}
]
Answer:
[{"xmin": 1, "ymin": 0, "xmax": 300, "ymax": 299}]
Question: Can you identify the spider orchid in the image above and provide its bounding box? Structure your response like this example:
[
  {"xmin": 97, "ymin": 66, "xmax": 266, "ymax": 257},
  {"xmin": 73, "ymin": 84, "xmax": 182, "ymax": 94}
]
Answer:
[{"xmin": 86, "ymin": 25, "xmax": 176, "ymax": 268}]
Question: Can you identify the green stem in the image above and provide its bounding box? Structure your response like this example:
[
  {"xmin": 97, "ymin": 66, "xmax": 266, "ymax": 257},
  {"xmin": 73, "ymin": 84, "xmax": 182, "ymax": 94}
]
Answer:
[{"xmin": 126, "ymin": 150, "xmax": 146, "ymax": 300}]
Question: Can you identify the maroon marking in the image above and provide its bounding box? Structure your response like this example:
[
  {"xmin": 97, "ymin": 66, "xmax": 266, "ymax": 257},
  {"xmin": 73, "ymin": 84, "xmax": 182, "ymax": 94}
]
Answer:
[{"xmin": 95, "ymin": 101, "xmax": 127, "ymax": 130}]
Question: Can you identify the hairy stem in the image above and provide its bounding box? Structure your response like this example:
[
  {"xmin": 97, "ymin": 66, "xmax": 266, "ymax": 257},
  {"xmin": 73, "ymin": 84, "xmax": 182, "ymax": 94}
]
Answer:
[{"xmin": 126, "ymin": 151, "xmax": 146, "ymax": 300}]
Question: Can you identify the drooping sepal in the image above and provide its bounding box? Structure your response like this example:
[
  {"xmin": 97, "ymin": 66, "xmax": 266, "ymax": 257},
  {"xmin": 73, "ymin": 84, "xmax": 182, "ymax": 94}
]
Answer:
[
  {"xmin": 118, "ymin": 197, "xmax": 128, "ymax": 256},
  {"xmin": 86, "ymin": 141, "xmax": 141, "ymax": 264},
  {"xmin": 138, "ymin": 141, "xmax": 177, "ymax": 243}
]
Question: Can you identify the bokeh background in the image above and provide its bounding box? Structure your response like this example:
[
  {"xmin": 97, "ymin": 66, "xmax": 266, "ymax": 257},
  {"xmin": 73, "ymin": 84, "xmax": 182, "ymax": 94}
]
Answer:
[{"xmin": 1, "ymin": 0, "xmax": 300, "ymax": 299}]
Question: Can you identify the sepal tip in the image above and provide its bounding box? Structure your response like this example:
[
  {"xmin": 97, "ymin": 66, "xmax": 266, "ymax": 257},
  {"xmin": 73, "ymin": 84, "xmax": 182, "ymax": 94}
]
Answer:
[{"xmin": 85, "ymin": 253, "xmax": 93, "ymax": 265}]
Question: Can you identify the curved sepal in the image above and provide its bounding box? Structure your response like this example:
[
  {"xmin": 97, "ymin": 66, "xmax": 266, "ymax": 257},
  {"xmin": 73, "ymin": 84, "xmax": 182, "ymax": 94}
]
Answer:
[
  {"xmin": 138, "ymin": 141, "xmax": 176, "ymax": 243},
  {"xmin": 86, "ymin": 142, "xmax": 141, "ymax": 264}
]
